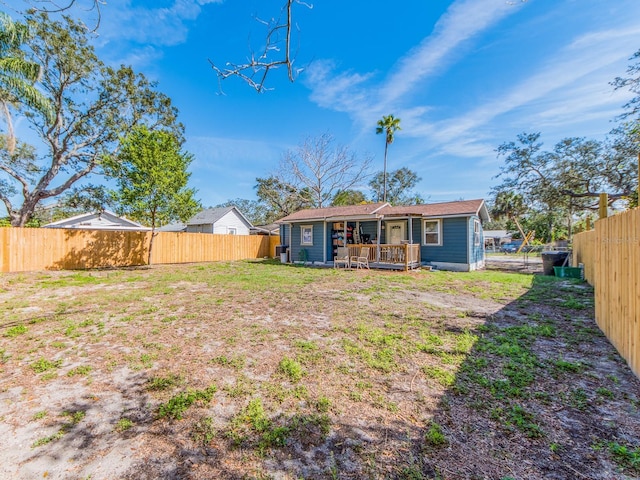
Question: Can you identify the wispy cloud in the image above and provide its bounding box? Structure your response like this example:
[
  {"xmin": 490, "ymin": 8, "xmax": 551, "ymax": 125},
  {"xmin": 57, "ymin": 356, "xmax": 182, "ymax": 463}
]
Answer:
[
  {"xmin": 305, "ymin": 0, "xmax": 523, "ymax": 122},
  {"xmin": 378, "ymin": 0, "xmax": 517, "ymax": 107},
  {"xmin": 428, "ymin": 25, "xmax": 640, "ymax": 150},
  {"xmin": 98, "ymin": 0, "xmax": 222, "ymax": 48}
]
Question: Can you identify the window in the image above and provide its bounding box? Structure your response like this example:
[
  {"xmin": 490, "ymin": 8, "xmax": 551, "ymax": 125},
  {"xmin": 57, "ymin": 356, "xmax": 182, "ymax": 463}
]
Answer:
[
  {"xmin": 473, "ymin": 220, "xmax": 481, "ymax": 246},
  {"xmin": 228, "ymin": 227, "xmax": 237, "ymax": 235},
  {"xmin": 423, "ymin": 219, "xmax": 442, "ymax": 246},
  {"xmin": 301, "ymin": 225, "xmax": 313, "ymax": 246}
]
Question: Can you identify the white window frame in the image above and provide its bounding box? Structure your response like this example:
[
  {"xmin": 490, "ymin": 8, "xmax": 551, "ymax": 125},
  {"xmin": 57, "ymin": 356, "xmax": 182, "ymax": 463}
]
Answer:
[
  {"xmin": 301, "ymin": 225, "xmax": 313, "ymax": 246},
  {"xmin": 473, "ymin": 220, "xmax": 481, "ymax": 246},
  {"xmin": 227, "ymin": 227, "xmax": 237, "ymax": 235},
  {"xmin": 423, "ymin": 219, "xmax": 442, "ymax": 246}
]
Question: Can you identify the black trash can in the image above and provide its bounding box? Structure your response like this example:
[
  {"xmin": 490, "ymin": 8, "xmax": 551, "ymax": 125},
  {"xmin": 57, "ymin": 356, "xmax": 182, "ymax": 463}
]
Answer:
[{"xmin": 541, "ymin": 251, "xmax": 569, "ymax": 275}]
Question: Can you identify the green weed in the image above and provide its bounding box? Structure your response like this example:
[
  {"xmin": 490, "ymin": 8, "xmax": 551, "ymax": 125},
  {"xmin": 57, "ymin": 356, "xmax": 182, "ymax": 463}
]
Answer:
[
  {"xmin": 4, "ymin": 324, "xmax": 27, "ymax": 337},
  {"xmin": 422, "ymin": 366, "xmax": 455, "ymax": 387},
  {"xmin": 192, "ymin": 416, "xmax": 216, "ymax": 444},
  {"xmin": 115, "ymin": 418, "xmax": 134, "ymax": 432},
  {"xmin": 31, "ymin": 358, "xmax": 62, "ymax": 373},
  {"xmin": 147, "ymin": 373, "xmax": 183, "ymax": 391},
  {"xmin": 425, "ymin": 421, "xmax": 447, "ymax": 446},
  {"xmin": 157, "ymin": 385, "xmax": 217, "ymax": 420},
  {"xmin": 67, "ymin": 365, "xmax": 92, "ymax": 377},
  {"xmin": 278, "ymin": 357, "xmax": 305, "ymax": 383},
  {"xmin": 211, "ymin": 355, "xmax": 246, "ymax": 370},
  {"xmin": 607, "ymin": 442, "xmax": 640, "ymax": 473}
]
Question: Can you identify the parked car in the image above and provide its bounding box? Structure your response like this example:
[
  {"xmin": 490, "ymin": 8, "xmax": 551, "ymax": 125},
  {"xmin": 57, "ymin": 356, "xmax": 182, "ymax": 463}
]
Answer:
[{"xmin": 501, "ymin": 242, "xmax": 523, "ymax": 253}]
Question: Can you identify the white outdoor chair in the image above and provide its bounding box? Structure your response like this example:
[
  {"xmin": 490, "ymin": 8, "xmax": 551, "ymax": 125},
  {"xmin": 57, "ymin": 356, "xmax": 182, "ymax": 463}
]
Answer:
[
  {"xmin": 334, "ymin": 246, "xmax": 350, "ymax": 269},
  {"xmin": 350, "ymin": 246, "xmax": 370, "ymax": 269}
]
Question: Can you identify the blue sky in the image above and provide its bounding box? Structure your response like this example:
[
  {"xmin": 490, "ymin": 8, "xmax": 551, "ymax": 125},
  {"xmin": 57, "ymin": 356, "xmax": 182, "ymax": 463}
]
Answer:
[{"xmin": 7, "ymin": 0, "xmax": 640, "ymax": 208}]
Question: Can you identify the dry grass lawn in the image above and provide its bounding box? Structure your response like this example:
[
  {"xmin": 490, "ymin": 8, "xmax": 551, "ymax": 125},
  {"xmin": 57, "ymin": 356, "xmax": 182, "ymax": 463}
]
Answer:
[{"xmin": 0, "ymin": 260, "xmax": 639, "ymax": 479}]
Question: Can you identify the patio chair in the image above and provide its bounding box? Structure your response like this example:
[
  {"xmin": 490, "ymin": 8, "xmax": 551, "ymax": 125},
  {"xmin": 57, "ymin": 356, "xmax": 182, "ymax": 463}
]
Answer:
[
  {"xmin": 334, "ymin": 246, "xmax": 350, "ymax": 269},
  {"xmin": 350, "ymin": 246, "xmax": 370, "ymax": 269}
]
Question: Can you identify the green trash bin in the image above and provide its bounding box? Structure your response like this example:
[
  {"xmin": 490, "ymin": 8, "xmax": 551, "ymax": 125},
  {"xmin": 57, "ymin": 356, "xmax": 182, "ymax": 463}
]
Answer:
[
  {"xmin": 541, "ymin": 251, "xmax": 569, "ymax": 275},
  {"xmin": 553, "ymin": 266, "xmax": 583, "ymax": 279}
]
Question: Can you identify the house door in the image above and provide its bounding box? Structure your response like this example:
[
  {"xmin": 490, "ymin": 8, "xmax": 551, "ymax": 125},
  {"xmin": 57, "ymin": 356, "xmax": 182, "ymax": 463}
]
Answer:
[{"xmin": 386, "ymin": 221, "xmax": 405, "ymax": 244}]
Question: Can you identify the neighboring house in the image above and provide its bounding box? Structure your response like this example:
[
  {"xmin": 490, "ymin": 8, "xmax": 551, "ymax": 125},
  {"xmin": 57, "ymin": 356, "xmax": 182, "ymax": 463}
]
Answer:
[
  {"xmin": 157, "ymin": 222, "xmax": 187, "ymax": 232},
  {"xmin": 483, "ymin": 230, "xmax": 512, "ymax": 251},
  {"xmin": 277, "ymin": 199, "xmax": 490, "ymax": 271},
  {"xmin": 186, "ymin": 206, "xmax": 253, "ymax": 235},
  {"xmin": 250, "ymin": 223, "xmax": 279, "ymax": 236},
  {"xmin": 43, "ymin": 211, "xmax": 150, "ymax": 231}
]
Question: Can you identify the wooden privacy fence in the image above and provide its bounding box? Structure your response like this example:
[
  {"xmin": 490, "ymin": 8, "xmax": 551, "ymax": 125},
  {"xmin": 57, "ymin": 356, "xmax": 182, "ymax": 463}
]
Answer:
[
  {"xmin": 0, "ymin": 227, "xmax": 281, "ymax": 273},
  {"xmin": 573, "ymin": 208, "xmax": 640, "ymax": 378}
]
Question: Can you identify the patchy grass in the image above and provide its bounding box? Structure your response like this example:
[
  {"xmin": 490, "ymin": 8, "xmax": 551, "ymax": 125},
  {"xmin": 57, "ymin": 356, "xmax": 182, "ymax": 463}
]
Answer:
[{"xmin": 0, "ymin": 261, "xmax": 638, "ymax": 480}]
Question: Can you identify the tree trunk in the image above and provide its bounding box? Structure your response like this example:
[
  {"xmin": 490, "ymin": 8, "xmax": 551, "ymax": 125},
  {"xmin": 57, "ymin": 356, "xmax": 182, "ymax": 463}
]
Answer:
[
  {"xmin": 147, "ymin": 230, "xmax": 157, "ymax": 265},
  {"xmin": 383, "ymin": 142, "xmax": 389, "ymax": 203}
]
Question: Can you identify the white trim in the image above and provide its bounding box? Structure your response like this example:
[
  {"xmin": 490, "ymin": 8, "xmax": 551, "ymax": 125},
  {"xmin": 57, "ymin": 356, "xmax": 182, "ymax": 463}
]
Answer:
[
  {"xmin": 473, "ymin": 219, "xmax": 481, "ymax": 246},
  {"xmin": 301, "ymin": 225, "xmax": 313, "ymax": 246},
  {"xmin": 423, "ymin": 219, "xmax": 442, "ymax": 246}
]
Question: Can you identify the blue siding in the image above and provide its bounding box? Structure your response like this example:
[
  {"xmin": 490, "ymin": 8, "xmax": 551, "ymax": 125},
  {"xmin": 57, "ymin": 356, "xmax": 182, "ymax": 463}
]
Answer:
[
  {"xmin": 360, "ymin": 221, "xmax": 379, "ymax": 244},
  {"xmin": 290, "ymin": 222, "xmax": 324, "ymax": 263},
  {"xmin": 421, "ymin": 217, "xmax": 469, "ymax": 264}
]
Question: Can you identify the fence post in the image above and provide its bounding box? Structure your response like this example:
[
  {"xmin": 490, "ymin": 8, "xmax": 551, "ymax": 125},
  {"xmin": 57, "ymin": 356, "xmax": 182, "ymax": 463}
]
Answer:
[{"xmin": 599, "ymin": 193, "xmax": 608, "ymax": 219}]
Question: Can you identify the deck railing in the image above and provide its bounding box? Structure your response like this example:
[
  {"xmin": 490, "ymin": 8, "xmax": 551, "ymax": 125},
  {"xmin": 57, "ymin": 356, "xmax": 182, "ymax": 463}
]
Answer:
[{"xmin": 344, "ymin": 243, "xmax": 420, "ymax": 271}]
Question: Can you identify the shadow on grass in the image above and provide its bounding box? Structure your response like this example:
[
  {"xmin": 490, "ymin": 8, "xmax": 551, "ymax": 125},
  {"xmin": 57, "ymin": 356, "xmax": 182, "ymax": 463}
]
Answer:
[
  {"xmin": 409, "ymin": 274, "xmax": 640, "ymax": 480},
  {"xmin": 22, "ymin": 271, "xmax": 639, "ymax": 480}
]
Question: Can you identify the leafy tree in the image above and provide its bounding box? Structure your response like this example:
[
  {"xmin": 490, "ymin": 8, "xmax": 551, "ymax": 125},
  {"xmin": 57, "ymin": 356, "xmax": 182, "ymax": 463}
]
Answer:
[
  {"xmin": 0, "ymin": 12, "xmax": 181, "ymax": 226},
  {"xmin": 612, "ymin": 48, "xmax": 640, "ymax": 126},
  {"xmin": 105, "ymin": 126, "xmax": 200, "ymax": 265},
  {"xmin": 490, "ymin": 191, "xmax": 528, "ymax": 239},
  {"xmin": 216, "ymin": 198, "xmax": 270, "ymax": 226},
  {"xmin": 369, "ymin": 167, "xmax": 423, "ymax": 205},
  {"xmin": 493, "ymin": 130, "xmax": 638, "ymax": 241},
  {"xmin": 0, "ymin": 12, "xmax": 52, "ymax": 153},
  {"xmin": 331, "ymin": 189, "xmax": 367, "ymax": 206},
  {"xmin": 278, "ymin": 133, "xmax": 371, "ymax": 208},
  {"xmin": 255, "ymin": 176, "xmax": 313, "ymax": 222}
]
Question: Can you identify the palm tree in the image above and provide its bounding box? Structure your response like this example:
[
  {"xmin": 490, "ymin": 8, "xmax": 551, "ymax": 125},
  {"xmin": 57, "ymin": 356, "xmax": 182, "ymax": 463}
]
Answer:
[
  {"xmin": 376, "ymin": 114, "xmax": 401, "ymax": 203},
  {"xmin": 491, "ymin": 190, "xmax": 528, "ymax": 239},
  {"xmin": 0, "ymin": 13, "xmax": 53, "ymax": 153}
]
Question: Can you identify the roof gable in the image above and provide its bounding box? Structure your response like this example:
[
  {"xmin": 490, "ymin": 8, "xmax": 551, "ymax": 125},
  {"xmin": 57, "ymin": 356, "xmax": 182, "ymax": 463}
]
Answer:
[
  {"xmin": 187, "ymin": 206, "xmax": 253, "ymax": 228},
  {"xmin": 43, "ymin": 211, "xmax": 148, "ymax": 230}
]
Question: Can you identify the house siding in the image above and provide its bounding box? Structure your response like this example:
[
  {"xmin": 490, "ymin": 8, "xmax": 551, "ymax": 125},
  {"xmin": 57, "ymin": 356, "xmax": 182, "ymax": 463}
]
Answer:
[
  {"xmin": 186, "ymin": 224, "xmax": 214, "ymax": 234},
  {"xmin": 212, "ymin": 211, "xmax": 251, "ymax": 235},
  {"xmin": 290, "ymin": 222, "xmax": 324, "ymax": 263},
  {"xmin": 421, "ymin": 217, "xmax": 469, "ymax": 265}
]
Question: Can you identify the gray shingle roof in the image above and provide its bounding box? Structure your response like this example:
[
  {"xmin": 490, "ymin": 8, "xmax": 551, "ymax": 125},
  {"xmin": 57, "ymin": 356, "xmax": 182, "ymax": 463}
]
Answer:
[
  {"xmin": 187, "ymin": 207, "xmax": 236, "ymax": 225},
  {"xmin": 277, "ymin": 200, "xmax": 489, "ymax": 223}
]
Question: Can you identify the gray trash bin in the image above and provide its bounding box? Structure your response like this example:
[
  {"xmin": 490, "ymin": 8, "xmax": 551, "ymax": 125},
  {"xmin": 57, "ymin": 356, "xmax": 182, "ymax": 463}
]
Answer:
[{"xmin": 541, "ymin": 251, "xmax": 569, "ymax": 275}]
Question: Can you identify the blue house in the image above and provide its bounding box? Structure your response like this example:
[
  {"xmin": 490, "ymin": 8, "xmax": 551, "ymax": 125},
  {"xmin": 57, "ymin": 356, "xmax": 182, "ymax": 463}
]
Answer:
[{"xmin": 277, "ymin": 199, "xmax": 490, "ymax": 271}]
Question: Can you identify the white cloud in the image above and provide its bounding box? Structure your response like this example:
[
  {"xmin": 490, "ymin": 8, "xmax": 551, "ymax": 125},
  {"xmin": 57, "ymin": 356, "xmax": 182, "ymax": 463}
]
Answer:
[
  {"xmin": 427, "ymin": 25, "xmax": 640, "ymax": 149},
  {"xmin": 98, "ymin": 0, "xmax": 223, "ymax": 48},
  {"xmin": 378, "ymin": 0, "xmax": 518, "ymax": 107},
  {"xmin": 305, "ymin": 0, "xmax": 524, "ymax": 124}
]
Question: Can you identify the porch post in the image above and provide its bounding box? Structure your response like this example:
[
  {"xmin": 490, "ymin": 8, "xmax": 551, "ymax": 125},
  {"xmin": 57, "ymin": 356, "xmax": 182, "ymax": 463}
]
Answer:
[
  {"xmin": 408, "ymin": 217, "xmax": 413, "ymax": 244},
  {"xmin": 376, "ymin": 218, "xmax": 382, "ymax": 262}
]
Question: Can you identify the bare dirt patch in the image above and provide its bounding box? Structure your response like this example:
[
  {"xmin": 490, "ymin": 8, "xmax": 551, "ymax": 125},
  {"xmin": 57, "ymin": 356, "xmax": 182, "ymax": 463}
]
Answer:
[{"xmin": 0, "ymin": 262, "xmax": 638, "ymax": 479}]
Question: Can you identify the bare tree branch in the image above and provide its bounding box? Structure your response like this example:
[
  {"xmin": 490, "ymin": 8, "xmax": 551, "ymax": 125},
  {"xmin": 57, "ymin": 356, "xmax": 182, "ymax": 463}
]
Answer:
[
  {"xmin": 1, "ymin": 0, "xmax": 103, "ymax": 31},
  {"xmin": 209, "ymin": 0, "xmax": 312, "ymax": 93}
]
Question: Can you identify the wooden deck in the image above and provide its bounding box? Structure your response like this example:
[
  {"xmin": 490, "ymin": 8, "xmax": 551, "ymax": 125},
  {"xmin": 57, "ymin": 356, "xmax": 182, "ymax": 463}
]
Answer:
[{"xmin": 335, "ymin": 244, "xmax": 421, "ymax": 271}]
